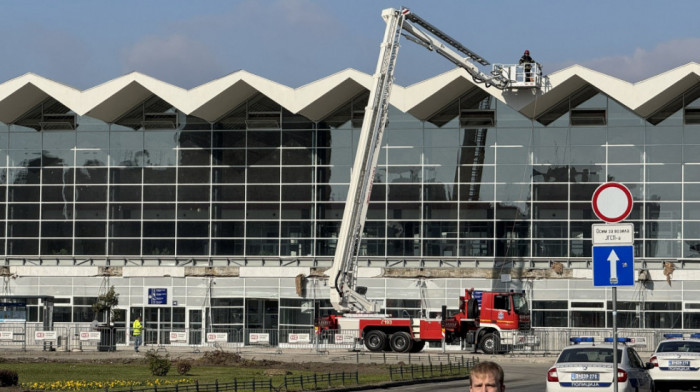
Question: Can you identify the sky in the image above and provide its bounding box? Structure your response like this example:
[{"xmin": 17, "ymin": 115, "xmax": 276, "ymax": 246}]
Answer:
[{"xmin": 2, "ymin": 0, "xmax": 700, "ymax": 90}]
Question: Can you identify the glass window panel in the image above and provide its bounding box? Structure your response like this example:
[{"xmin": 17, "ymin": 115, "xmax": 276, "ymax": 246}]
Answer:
[
  {"xmin": 143, "ymin": 239, "xmax": 175, "ymax": 256},
  {"xmin": 458, "ymin": 165, "xmax": 495, "ymax": 183},
  {"xmin": 533, "ymin": 184, "xmax": 568, "ymax": 201},
  {"xmin": 533, "ymin": 203, "xmax": 568, "ymax": 220},
  {"xmin": 646, "ymin": 183, "xmax": 681, "ymax": 201},
  {"xmin": 9, "ymin": 186, "xmax": 40, "ymax": 202},
  {"xmin": 76, "ymin": 203, "xmax": 106, "ymax": 219},
  {"xmin": 179, "ymin": 149, "xmax": 210, "ymax": 165},
  {"xmin": 9, "ymin": 168, "xmax": 40, "ymax": 184},
  {"xmin": 282, "ymin": 167, "xmax": 312, "ymax": 183},
  {"xmin": 9, "ymin": 150, "xmax": 42, "ymax": 167},
  {"xmin": 282, "ymin": 185, "xmax": 312, "ymax": 201},
  {"xmin": 387, "ymin": 166, "xmax": 422, "ymax": 183},
  {"xmin": 9, "ymin": 204, "xmax": 39, "ymax": 219},
  {"xmin": 110, "ymin": 185, "xmax": 141, "ymax": 202},
  {"xmin": 387, "ymin": 147, "xmax": 420, "ymax": 164},
  {"xmin": 247, "ymin": 185, "xmax": 279, "ymax": 201},
  {"xmin": 248, "ymin": 167, "xmax": 279, "ymax": 183},
  {"xmin": 496, "ymin": 184, "xmax": 531, "ymax": 202},
  {"xmin": 213, "ymin": 203, "xmax": 244, "ymax": 219},
  {"xmin": 213, "ymin": 221, "xmax": 244, "ymax": 237},
  {"xmin": 495, "ymin": 147, "xmax": 528, "ymax": 164},
  {"xmin": 177, "ymin": 221, "xmax": 208, "ymax": 237},
  {"xmin": 143, "ymin": 185, "xmax": 176, "ymax": 202},
  {"xmin": 648, "ymin": 126, "xmax": 682, "ymax": 144},
  {"xmin": 178, "ymin": 167, "xmax": 210, "ymax": 183},
  {"xmin": 388, "ymin": 202, "xmax": 420, "ymax": 220},
  {"xmin": 647, "ymin": 202, "xmax": 680, "ymax": 220},
  {"xmin": 607, "ymin": 165, "xmax": 643, "ymax": 183},
  {"xmin": 424, "ymin": 203, "xmax": 457, "ymax": 219},
  {"xmin": 143, "ymin": 203, "xmax": 175, "ymax": 219},
  {"xmin": 212, "ymin": 167, "xmax": 245, "ymax": 183},
  {"xmin": 388, "ymin": 185, "xmax": 421, "ymax": 201},
  {"xmin": 424, "ymin": 147, "xmax": 459, "ymax": 166},
  {"xmin": 246, "ymin": 203, "xmax": 279, "ymax": 219},
  {"xmin": 9, "ymin": 221, "xmax": 39, "ymax": 236},
  {"xmin": 571, "ymin": 146, "xmax": 605, "ymax": 164},
  {"xmin": 76, "ymin": 150, "xmax": 107, "ymax": 166},
  {"xmin": 645, "ymin": 240, "xmax": 681, "ymax": 257},
  {"xmin": 316, "ymin": 203, "xmax": 344, "ymax": 220},
  {"xmin": 77, "ymin": 132, "xmax": 108, "ymax": 148},
  {"xmin": 179, "ymin": 131, "xmax": 211, "ymax": 148},
  {"xmin": 685, "ymin": 184, "xmax": 700, "ymax": 201},
  {"xmin": 647, "ymin": 164, "xmax": 681, "ymax": 182},
  {"xmin": 607, "ymin": 145, "xmax": 643, "ymax": 163},
  {"xmin": 143, "ymin": 167, "xmax": 176, "ymax": 184},
  {"xmin": 178, "ymin": 185, "xmax": 210, "ymax": 202},
  {"xmin": 425, "ymin": 184, "xmax": 455, "ymax": 201},
  {"xmin": 532, "ymin": 147, "xmax": 569, "ymax": 165},
  {"xmin": 76, "ymin": 168, "xmax": 107, "ymax": 184},
  {"xmin": 462, "ymin": 146, "xmax": 495, "ymax": 165},
  {"xmin": 247, "ymin": 148, "xmax": 279, "ymax": 165},
  {"xmin": 42, "ymin": 239, "xmax": 72, "ymax": 255},
  {"xmin": 42, "ymin": 186, "xmax": 73, "ymax": 202},
  {"xmin": 178, "ymin": 203, "xmax": 209, "ymax": 219},
  {"xmin": 495, "ymin": 203, "xmax": 530, "ymax": 219},
  {"xmin": 570, "ymin": 128, "xmax": 606, "ymax": 145},
  {"xmin": 282, "ymin": 149, "xmax": 312, "ymax": 165},
  {"xmin": 317, "ymin": 184, "xmax": 348, "ymax": 202},
  {"xmin": 75, "ymin": 222, "xmax": 106, "ymax": 237},
  {"xmin": 317, "ymin": 148, "xmax": 352, "ymax": 165},
  {"xmin": 110, "ymin": 168, "xmax": 142, "ymax": 184},
  {"xmin": 110, "ymin": 203, "xmax": 141, "ymax": 219},
  {"xmin": 281, "ymin": 203, "xmax": 312, "ymax": 219},
  {"xmin": 460, "ymin": 203, "xmax": 493, "ymax": 220},
  {"xmin": 110, "ymin": 239, "xmax": 140, "ymax": 255},
  {"xmin": 246, "ymin": 239, "xmax": 278, "ymax": 256},
  {"xmin": 316, "ymin": 166, "xmax": 350, "ymax": 184},
  {"xmin": 110, "ymin": 222, "xmax": 141, "ymax": 237},
  {"xmin": 646, "ymin": 221, "xmax": 681, "ymax": 239},
  {"xmin": 212, "ymin": 149, "xmax": 245, "ymax": 166},
  {"xmin": 177, "ymin": 239, "xmax": 208, "ymax": 255},
  {"xmin": 647, "ymin": 145, "xmax": 682, "ymax": 163},
  {"xmin": 213, "ymin": 185, "xmax": 244, "ymax": 201},
  {"xmin": 41, "ymin": 204, "xmax": 73, "ymax": 219}
]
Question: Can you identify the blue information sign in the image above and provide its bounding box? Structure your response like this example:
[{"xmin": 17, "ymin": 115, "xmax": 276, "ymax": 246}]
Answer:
[
  {"xmin": 148, "ymin": 288, "xmax": 168, "ymax": 305},
  {"xmin": 592, "ymin": 245, "xmax": 634, "ymax": 286}
]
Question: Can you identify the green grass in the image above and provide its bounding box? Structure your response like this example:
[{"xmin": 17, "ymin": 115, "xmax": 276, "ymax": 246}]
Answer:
[{"xmin": 0, "ymin": 362, "xmax": 393, "ymax": 391}]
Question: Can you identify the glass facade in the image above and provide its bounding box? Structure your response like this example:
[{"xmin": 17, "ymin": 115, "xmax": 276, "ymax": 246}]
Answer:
[
  {"xmin": 3, "ymin": 81, "xmax": 700, "ymax": 331},
  {"xmin": 2, "ymin": 89, "xmax": 700, "ymax": 262}
]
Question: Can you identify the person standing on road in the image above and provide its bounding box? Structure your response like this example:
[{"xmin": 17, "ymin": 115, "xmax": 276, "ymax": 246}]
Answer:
[
  {"xmin": 132, "ymin": 316, "xmax": 143, "ymax": 353},
  {"xmin": 469, "ymin": 361, "xmax": 505, "ymax": 392}
]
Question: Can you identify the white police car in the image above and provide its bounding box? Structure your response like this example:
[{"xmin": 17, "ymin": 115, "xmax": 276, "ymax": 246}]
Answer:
[
  {"xmin": 546, "ymin": 337, "xmax": 655, "ymax": 391},
  {"xmin": 649, "ymin": 333, "xmax": 700, "ymax": 392}
]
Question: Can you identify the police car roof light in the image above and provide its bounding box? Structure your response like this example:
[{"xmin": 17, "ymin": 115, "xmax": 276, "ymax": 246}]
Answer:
[
  {"xmin": 570, "ymin": 337, "xmax": 595, "ymax": 344},
  {"xmin": 663, "ymin": 333, "xmax": 684, "ymax": 339},
  {"xmin": 604, "ymin": 337, "xmax": 631, "ymax": 343},
  {"xmin": 690, "ymin": 333, "xmax": 700, "ymax": 339}
]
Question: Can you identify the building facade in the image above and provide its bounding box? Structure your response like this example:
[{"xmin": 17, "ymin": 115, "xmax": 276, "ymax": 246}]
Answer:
[{"xmin": 1, "ymin": 64, "xmax": 700, "ymax": 342}]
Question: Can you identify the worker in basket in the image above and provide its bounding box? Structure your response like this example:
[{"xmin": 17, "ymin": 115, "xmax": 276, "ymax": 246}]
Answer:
[{"xmin": 519, "ymin": 50, "xmax": 536, "ymax": 82}]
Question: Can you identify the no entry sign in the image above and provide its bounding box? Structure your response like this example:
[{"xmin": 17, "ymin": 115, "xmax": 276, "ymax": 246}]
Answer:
[{"xmin": 591, "ymin": 182, "xmax": 633, "ymax": 223}]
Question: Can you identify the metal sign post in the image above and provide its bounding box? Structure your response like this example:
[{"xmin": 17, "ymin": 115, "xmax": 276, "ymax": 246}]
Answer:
[{"xmin": 591, "ymin": 182, "xmax": 634, "ymax": 392}]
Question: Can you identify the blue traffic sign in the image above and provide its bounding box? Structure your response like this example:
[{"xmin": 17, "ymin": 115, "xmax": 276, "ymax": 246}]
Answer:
[{"xmin": 593, "ymin": 245, "xmax": 634, "ymax": 286}]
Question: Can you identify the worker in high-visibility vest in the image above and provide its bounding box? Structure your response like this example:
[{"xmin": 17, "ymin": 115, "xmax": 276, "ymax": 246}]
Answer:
[{"xmin": 132, "ymin": 316, "xmax": 143, "ymax": 352}]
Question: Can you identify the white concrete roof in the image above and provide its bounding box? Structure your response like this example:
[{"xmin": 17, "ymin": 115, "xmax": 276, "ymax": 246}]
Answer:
[{"xmin": 0, "ymin": 63, "xmax": 699, "ymax": 125}]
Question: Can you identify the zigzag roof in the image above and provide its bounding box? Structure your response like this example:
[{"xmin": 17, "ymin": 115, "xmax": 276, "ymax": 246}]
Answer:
[{"xmin": 0, "ymin": 63, "xmax": 699, "ymax": 126}]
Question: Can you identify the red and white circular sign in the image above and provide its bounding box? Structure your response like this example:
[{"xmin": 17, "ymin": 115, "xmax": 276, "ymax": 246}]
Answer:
[{"xmin": 591, "ymin": 182, "xmax": 633, "ymax": 223}]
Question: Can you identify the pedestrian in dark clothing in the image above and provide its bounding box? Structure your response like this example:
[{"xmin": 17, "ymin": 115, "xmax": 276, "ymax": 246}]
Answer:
[{"xmin": 519, "ymin": 50, "xmax": 535, "ymax": 82}]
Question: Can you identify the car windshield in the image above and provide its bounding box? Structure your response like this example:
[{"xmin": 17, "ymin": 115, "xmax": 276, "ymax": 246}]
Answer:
[
  {"xmin": 558, "ymin": 347, "xmax": 622, "ymax": 363},
  {"xmin": 657, "ymin": 341, "xmax": 700, "ymax": 353},
  {"xmin": 513, "ymin": 294, "xmax": 529, "ymax": 315}
]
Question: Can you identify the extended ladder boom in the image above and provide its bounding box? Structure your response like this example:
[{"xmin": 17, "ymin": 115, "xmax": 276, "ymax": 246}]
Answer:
[{"xmin": 327, "ymin": 8, "xmax": 511, "ymax": 314}]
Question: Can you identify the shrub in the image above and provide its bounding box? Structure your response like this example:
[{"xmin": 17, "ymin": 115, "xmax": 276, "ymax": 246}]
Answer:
[
  {"xmin": 201, "ymin": 349, "xmax": 242, "ymax": 365},
  {"xmin": 0, "ymin": 369, "xmax": 18, "ymax": 387},
  {"xmin": 177, "ymin": 360, "xmax": 192, "ymax": 375},
  {"xmin": 145, "ymin": 350, "xmax": 171, "ymax": 376}
]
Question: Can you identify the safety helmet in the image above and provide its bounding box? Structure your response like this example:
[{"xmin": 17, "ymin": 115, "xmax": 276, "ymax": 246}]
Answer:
[{"xmin": 525, "ymin": 50, "xmax": 530, "ymax": 54}]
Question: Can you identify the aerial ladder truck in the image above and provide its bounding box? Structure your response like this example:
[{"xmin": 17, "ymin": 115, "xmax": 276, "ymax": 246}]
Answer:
[{"xmin": 321, "ymin": 8, "xmax": 535, "ymax": 353}]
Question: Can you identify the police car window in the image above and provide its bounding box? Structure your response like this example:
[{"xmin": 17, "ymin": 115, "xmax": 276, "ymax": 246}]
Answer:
[
  {"xmin": 659, "ymin": 341, "xmax": 700, "ymax": 352},
  {"xmin": 627, "ymin": 348, "xmax": 642, "ymax": 368},
  {"xmin": 559, "ymin": 347, "xmax": 620, "ymax": 363}
]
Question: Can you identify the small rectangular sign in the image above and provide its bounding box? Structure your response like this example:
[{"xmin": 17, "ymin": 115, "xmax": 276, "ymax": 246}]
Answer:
[
  {"xmin": 249, "ymin": 333, "xmax": 269, "ymax": 344},
  {"xmin": 0, "ymin": 331, "xmax": 13, "ymax": 340},
  {"xmin": 206, "ymin": 332, "xmax": 228, "ymax": 342},
  {"xmin": 288, "ymin": 333, "xmax": 310, "ymax": 344},
  {"xmin": 592, "ymin": 223, "xmax": 634, "ymax": 245},
  {"xmin": 79, "ymin": 332, "xmax": 101, "ymax": 341},
  {"xmin": 170, "ymin": 332, "xmax": 187, "ymax": 342},
  {"xmin": 35, "ymin": 331, "xmax": 57, "ymax": 341},
  {"xmin": 334, "ymin": 334, "xmax": 354, "ymax": 344},
  {"xmin": 148, "ymin": 288, "xmax": 168, "ymax": 305}
]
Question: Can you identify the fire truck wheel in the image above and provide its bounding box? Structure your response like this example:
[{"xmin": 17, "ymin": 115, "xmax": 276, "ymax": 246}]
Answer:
[
  {"xmin": 364, "ymin": 330, "xmax": 387, "ymax": 352},
  {"xmin": 409, "ymin": 340, "xmax": 425, "ymax": 353},
  {"xmin": 389, "ymin": 331, "xmax": 413, "ymax": 353},
  {"xmin": 479, "ymin": 333, "xmax": 500, "ymax": 354}
]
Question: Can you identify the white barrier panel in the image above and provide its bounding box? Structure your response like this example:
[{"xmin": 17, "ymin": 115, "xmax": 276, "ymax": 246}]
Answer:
[
  {"xmin": 334, "ymin": 334, "xmax": 355, "ymax": 344},
  {"xmin": 79, "ymin": 332, "xmax": 101, "ymax": 341},
  {"xmin": 170, "ymin": 332, "xmax": 187, "ymax": 342},
  {"xmin": 288, "ymin": 333, "xmax": 310, "ymax": 344},
  {"xmin": 206, "ymin": 332, "xmax": 228, "ymax": 343},
  {"xmin": 0, "ymin": 331, "xmax": 13, "ymax": 341},
  {"xmin": 35, "ymin": 331, "xmax": 58, "ymax": 341},
  {"xmin": 249, "ymin": 333, "xmax": 269, "ymax": 344}
]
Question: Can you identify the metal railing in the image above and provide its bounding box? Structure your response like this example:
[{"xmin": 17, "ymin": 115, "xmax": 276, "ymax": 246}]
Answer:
[{"xmin": 0, "ymin": 323, "xmax": 696, "ymax": 357}]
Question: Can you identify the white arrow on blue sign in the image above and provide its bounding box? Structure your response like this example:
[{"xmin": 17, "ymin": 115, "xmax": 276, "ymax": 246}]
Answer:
[{"xmin": 592, "ymin": 245, "xmax": 634, "ymax": 286}]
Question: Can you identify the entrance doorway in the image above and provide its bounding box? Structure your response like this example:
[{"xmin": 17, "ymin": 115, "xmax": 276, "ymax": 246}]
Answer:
[{"xmin": 245, "ymin": 299, "xmax": 278, "ymax": 330}]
